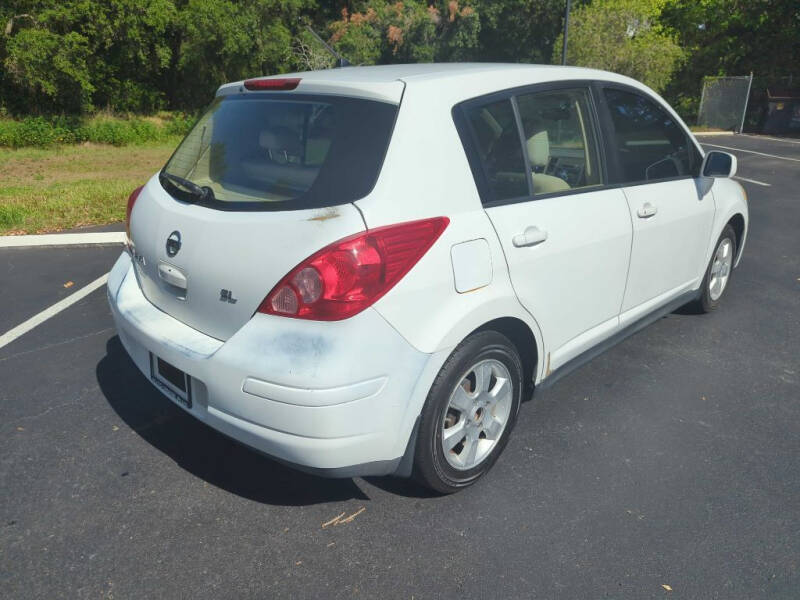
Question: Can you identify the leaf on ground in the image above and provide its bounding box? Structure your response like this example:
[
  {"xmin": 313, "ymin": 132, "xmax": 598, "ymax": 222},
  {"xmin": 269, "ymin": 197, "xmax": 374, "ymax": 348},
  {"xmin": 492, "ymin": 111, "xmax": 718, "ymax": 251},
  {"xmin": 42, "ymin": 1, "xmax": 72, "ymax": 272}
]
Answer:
[
  {"xmin": 63, "ymin": 281, "xmax": 74, "ymax": 288},
  {"xmin": 321, "ymin": 507, "xmax": 366, "ymax": 528},
  {"xmin": 321, "ymin": 512, "xmax": 346, "ymax": 529},
  {"xmin": 337, "ymin": 507, "xmax": 366, "ymax": 525}
]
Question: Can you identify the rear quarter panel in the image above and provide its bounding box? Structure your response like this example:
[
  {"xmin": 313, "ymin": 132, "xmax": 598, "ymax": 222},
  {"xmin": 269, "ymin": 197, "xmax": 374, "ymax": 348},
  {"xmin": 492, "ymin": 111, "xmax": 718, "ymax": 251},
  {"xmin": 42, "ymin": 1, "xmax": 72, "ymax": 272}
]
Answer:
[{"xmin": 356, "ymin": 78, "xmax": 546, "ymax": 381}]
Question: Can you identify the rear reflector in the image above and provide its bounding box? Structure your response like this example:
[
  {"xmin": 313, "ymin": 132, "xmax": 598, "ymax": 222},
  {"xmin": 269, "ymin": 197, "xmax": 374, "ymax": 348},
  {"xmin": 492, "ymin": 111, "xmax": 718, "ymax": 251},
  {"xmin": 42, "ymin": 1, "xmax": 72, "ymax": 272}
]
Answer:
[
  {"xmin": 125, "ymin": 185, "xmax": 144, "ymax": 245},
  {"xmin": 243, "ymin": 77, "xmax": 301, "ymax": 91},
  {"xmin": 258, "ymin": 217, "xmax": 450, "ymax": 321}
]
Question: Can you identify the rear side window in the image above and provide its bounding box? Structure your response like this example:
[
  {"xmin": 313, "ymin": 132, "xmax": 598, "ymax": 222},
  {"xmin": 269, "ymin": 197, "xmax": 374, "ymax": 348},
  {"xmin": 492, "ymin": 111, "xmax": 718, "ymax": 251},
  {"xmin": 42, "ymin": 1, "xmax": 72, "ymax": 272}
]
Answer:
[
  {"xmin": 516, "ymin": 88, "xmax": 602, "ymax": 195},
  {"xmin": 602, "ymin": 88, "xmax": 699, "ymax": 184},
  {"xmin": 161, "ymin": 94, "xmax": 398, "ymax": 210},
  {"xmin": 464, "ymin": 99, "xmax": 529, "ymax": 202}
]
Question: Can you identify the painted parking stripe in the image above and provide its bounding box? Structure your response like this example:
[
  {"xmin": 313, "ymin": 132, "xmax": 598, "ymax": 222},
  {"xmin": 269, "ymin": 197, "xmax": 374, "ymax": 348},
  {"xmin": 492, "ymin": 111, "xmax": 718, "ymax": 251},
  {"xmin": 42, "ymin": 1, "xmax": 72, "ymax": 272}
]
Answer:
[
  {"xmin": 700, "ymin": 143, "xmax": 800, "ymax": 163},
  {"xmin": 0, "ymin": 232, "xmax": 125, "ymax": 248},
  {"xmin": 739, "ymin": 133, "xmax": 800, "ymax": 145},
  {"xmin": 733, "ymin": 176, "xmax": 771, "ymax": 187},
  {"xmin": 0, "ymin": 273, "xmax": 108, "ymax": 350}
]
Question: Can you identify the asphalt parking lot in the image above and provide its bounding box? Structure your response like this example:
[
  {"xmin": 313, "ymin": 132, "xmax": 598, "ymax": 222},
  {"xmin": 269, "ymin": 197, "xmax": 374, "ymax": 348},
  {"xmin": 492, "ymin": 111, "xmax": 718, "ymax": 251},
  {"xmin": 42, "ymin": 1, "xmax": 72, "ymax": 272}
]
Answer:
[{"xmin": 1, "ymin": 134, "xmax": 798, "ymax": 599}]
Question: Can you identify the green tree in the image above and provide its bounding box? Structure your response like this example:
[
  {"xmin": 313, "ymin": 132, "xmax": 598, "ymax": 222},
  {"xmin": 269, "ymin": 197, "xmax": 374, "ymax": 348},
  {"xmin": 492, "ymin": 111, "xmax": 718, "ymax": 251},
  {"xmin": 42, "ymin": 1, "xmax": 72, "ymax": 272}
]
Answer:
[
  {"xmin": 172, "ymin": 0, "xmax": 313, "ymax": 108},
  {"xmin": 4, "ymin": 28, "xmax": 94, "ymax": 113},
  {"xmin": 0, "ymin": 0, "xmax": 316, "ymax": 115},
  {"xmin": 472, "ymin": 0, "xmax": 570, "ymax": 64},
  {"xmin": 661, "ymin": 0, "xmax": 800, "ymax": 119},
  {"xmin": 553, "ymin": 0, "xmax": 684, "ymax": 93},
  {"xmin": 327, "ymin": 1, "xmax": 480, "ymax": 65},
  {"xmin": 1, "ymin": 0, "xmax": 176, "ymax": 114}
]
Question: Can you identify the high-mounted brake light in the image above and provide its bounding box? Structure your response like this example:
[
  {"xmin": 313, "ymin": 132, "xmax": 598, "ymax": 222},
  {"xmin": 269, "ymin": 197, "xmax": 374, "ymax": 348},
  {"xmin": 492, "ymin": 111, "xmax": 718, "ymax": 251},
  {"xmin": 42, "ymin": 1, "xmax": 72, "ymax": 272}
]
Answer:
[
  {"xmin": 125, "ymin": 185, "xmax": 144, "ymax": 245},
  {"xmin": 258, "ymin": 217, "xmax": 450, "ymax": 321},
  {"xmin": 243, "ymin": 77, "xmax": 301, "ymax": 91}
]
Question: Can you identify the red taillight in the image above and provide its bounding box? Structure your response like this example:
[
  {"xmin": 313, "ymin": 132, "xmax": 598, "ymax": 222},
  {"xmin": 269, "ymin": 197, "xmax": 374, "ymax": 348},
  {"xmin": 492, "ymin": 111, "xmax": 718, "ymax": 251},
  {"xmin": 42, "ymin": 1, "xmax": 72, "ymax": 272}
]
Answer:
[
  {"xmin": 125, "ymin": 185, "xmax": 144, "ymax": 245},
  {"xmin": 258, "ymin": 217, "xmax": 450, "ymax": 321},
  {"xmin": 243, "ymin": 77, "xmax": 301, "ymax": 91}
]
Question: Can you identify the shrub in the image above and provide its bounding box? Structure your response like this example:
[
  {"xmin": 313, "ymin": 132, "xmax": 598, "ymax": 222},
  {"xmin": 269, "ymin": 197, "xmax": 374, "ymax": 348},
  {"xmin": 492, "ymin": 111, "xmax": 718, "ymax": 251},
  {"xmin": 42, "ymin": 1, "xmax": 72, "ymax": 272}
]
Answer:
[
  {"xmin": 0, "ymin": 112, "xmax": 195, "ymax": 148},
  {"xmin": 164, "ymin": 112, "xmax": 195, "ymax": 137},
  {"xmin": 0, "ymin": 117, "xmax": 69, "ymax": 147}
]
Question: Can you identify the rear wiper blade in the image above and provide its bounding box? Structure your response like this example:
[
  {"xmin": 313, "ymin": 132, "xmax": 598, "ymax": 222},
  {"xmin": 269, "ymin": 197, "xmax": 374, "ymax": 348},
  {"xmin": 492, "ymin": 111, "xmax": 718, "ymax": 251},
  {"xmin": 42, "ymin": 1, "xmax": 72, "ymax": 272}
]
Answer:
[{"xmin": 161, "ymin": 172, "xmax": 213, "ymax": 203}]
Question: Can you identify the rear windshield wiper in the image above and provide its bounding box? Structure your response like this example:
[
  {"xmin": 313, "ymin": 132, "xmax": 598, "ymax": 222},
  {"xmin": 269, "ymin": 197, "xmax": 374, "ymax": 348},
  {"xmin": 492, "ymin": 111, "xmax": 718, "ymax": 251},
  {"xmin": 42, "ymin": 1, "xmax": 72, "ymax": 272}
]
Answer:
[{"xmin": 161, "ymin": 172, "xmax": 215, "ymax": 203}]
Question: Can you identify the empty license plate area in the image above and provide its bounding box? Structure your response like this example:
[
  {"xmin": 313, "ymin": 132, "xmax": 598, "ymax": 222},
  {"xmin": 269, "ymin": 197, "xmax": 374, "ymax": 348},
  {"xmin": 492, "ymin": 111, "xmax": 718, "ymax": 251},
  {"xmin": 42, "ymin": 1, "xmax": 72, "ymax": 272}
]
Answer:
[{"xmin": 150, "ymin": 354, "xmax": 192, "ymax": 408}]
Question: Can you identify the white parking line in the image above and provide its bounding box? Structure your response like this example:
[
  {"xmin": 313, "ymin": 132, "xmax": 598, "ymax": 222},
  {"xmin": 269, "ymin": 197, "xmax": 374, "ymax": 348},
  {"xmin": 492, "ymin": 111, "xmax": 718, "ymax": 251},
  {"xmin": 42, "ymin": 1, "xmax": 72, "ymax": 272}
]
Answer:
[
  {"xmin": 739, "ymin": 134, "xmax": 800, "ymax": 145},
  {"xmin": 0, "ymin": 273, "xmax": 108, "ymax": 350},
  {"xmin": 0, "ymin": 232, "xmax": 125, "ymax": 248},
  {"xmin": 701, "ymin": 143, "xmax": 800, "ymax": 163},
  {"xmin": 733, "ymin": 176, "xmax": 771, "ymax": 187}
]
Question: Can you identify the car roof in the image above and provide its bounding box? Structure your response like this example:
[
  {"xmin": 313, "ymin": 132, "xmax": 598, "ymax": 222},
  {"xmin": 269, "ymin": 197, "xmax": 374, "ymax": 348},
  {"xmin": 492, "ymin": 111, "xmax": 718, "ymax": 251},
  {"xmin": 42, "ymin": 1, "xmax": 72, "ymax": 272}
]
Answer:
[{"xmin": 216, "ymin": 63, "xmax": 645, "ymax": 105}]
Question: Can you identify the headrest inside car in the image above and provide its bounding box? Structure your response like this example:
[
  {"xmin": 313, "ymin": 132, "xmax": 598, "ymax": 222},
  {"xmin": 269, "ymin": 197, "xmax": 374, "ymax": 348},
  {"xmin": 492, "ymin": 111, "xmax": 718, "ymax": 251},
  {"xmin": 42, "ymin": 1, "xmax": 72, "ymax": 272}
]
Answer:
[{"xmin": 527, "ymin": 130, "xmax": 549, "ymax": 168}]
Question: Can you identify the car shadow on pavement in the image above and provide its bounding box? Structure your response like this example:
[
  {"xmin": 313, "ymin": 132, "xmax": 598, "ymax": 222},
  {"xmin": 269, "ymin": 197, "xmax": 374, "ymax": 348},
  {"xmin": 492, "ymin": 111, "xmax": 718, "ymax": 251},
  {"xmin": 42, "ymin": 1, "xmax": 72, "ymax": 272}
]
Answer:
[{"xmin": 96, "ymin": 336, "xmax": 370, "ymax": 507}]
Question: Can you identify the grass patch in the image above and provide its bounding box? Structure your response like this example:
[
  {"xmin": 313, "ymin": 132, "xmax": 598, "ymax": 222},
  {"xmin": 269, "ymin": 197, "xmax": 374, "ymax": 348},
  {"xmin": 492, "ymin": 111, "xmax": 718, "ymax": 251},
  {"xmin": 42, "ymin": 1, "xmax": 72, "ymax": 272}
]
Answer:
[
  {"xmin": 0, "ymin": 112, "xmax": 194, "ymax": 148},
  {"xmin": 690, "ymin": 125, "xmax": 731, "ymax": 133},
  {"xmin": 0, "ymin": 139, "xmax": 179, "ymax": 234}
]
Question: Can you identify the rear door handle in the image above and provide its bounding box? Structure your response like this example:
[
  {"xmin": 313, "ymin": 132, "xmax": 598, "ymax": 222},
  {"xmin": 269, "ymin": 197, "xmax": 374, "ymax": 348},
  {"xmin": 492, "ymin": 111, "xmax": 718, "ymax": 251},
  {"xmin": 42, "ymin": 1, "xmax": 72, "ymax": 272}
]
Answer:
[
  {"xmin": 637, "ymin": 202, "xmax": 658, "ymax": 219},
  {"xmin": 512, "ymin": 226, "xmax": 548, "ymax": 248}
]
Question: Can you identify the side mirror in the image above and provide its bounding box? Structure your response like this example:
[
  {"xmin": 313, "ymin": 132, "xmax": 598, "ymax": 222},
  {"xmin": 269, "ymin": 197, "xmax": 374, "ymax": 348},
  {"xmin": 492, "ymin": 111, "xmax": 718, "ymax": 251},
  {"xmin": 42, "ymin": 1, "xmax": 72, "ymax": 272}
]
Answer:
[{"xmin": 701, "ymin": 151, "xmax": 737, "ymax": 178}]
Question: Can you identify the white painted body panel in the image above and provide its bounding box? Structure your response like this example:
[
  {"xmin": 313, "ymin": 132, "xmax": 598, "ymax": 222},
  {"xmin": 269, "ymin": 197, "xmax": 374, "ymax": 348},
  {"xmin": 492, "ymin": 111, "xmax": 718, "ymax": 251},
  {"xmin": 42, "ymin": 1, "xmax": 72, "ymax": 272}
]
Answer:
[
  {"xmin": 451, "ymin": 239, "xmax": 492, "ymax": 293},
  {"xmin": 485, "ymin": 189, "xmax": 633, "ymax": 372},
  {"xmin": 129, "ymin": 175, "xmax": 366, "ymax": 341},
  {"xmin": 109, "ymin": 252, "xmax": 449, "ymax": 473},
  {"xmin": 111, "ymin": 63, "xmax": 749, "ymax": 474},
  {"xmin": 702, "ymin": 177, "xmax": 749, "ymax": 267},
  {"xmin": 620, "ymin": 178, "xmax": 716, "ymax": 313}
]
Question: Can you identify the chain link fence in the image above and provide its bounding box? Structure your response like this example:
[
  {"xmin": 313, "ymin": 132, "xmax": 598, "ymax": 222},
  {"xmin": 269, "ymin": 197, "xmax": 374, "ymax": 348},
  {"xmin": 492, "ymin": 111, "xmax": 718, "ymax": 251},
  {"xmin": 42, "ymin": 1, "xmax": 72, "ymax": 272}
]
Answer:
[{"xmin": 697, "ymin": 75, "xmax": 753, "ymax": 132}]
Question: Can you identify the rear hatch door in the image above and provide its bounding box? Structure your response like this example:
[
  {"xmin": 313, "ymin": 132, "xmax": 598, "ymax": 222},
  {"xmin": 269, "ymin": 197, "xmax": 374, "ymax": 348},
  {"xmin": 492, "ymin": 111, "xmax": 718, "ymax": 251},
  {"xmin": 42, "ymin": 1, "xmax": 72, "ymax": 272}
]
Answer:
[{"xmin": 128, "ymin": 88, "xmax": 399, "ymax": 341}]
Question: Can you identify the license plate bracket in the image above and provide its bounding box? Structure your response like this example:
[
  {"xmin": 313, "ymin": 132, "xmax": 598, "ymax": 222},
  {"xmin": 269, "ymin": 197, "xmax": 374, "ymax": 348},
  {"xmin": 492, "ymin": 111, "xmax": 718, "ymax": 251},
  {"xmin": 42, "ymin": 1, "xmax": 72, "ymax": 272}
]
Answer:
[{"xmin": 150, "ymin": 354, "xmax": 192, "ymax": 408}]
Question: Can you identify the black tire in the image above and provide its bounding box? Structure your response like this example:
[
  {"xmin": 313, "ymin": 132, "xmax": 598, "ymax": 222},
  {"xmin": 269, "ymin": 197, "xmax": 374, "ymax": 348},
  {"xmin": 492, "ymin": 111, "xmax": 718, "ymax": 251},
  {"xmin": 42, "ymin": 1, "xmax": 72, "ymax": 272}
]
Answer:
[
  {"xmin": 413, "ymin": 330, "xmax": 524, "ymax": 494},
  {"xmin": 697, "ymin": 224, "xmax": 737, "ymax": 313}
]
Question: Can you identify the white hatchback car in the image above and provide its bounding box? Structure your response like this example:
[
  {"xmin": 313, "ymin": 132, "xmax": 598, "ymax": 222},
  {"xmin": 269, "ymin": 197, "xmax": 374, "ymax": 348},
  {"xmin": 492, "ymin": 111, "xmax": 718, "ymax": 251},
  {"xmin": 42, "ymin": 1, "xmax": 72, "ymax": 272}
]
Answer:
[{"xmin": 109, "ymin": 64, "xmax": 748, "ymax": 493}]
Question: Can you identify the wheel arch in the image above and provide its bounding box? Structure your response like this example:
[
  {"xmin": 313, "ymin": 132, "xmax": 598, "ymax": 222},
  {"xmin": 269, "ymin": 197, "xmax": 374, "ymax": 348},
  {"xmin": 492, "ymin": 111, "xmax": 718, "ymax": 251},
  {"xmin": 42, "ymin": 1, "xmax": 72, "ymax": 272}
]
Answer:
[
  {"xmin": 473, "ymin": 316, "xmax": 539, "ymax": 398},
  {"xmin": 707, "ymin": 178, "xmax": 748, "ymax": 269},
  {"xmin": 392, "ymin": 311, "xmax": 543, "ymax": 476},
  {"xmin": 728, "ymin": 212, "xmax": 746, "ymax": 264}
]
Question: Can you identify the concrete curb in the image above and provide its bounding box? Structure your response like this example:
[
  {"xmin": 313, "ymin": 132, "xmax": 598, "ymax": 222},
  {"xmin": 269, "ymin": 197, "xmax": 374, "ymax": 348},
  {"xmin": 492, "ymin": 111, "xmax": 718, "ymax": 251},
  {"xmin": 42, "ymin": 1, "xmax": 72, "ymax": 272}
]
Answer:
[{"xmin": 0, "ymin": 232, "xmax": 126, "ymax": 248}]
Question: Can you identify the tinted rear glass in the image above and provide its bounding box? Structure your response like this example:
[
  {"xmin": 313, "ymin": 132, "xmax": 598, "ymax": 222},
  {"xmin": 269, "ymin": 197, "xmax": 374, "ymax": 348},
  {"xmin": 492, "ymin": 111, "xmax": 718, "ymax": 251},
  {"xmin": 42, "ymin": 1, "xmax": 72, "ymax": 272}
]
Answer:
[
  {"xmin": 161, "ymin": 94, "xmax": 398, "ymax": 210},
  {"xmin": 464, "ymin": 98, "xmax": 529, "ymax": 202}
]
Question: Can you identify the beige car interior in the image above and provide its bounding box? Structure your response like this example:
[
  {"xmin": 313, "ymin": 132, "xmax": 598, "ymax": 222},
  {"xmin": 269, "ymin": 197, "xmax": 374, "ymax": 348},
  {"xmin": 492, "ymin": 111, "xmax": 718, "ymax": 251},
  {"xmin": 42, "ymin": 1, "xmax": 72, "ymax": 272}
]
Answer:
[
  {"xmin": 526, "ymin": 130, "xmax": 571, "ymax": 194},
  {"xmin": 476, "ymin": 94, "xmax": 596, "ymax": 197}
]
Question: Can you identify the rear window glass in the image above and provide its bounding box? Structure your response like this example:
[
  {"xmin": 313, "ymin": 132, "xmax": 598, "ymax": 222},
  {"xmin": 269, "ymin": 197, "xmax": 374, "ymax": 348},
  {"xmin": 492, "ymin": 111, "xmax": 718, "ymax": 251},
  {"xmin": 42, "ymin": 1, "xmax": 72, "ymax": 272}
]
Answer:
[
  {"xmin": 464, "ymin": 98, "xmax": 529, "ymax": 202},
  {"xmin": 161, "ymin": 94, "xmax": 398, "ymax": 210}
]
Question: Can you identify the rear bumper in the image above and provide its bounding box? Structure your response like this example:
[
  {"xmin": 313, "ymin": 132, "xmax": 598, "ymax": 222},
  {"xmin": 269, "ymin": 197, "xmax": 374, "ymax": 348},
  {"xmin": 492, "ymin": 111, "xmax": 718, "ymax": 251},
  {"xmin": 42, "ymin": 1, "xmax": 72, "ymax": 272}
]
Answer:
[{"xmin": 107, "ymin": 252, "xmax": 444, "ymax": 476}]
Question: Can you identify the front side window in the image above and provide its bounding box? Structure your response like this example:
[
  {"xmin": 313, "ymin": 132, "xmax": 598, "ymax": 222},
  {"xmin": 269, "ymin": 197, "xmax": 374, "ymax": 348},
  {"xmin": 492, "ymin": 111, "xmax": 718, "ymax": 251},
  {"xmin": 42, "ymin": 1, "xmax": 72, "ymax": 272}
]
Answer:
[
  {"xmin": 516, "ymin": 88, "xmax": 602, "ymax": 195},
  {"xmin": 464, "ymin": 98, "xmax": 529, "ymax": 203},
  {"xmin": 161, "ymin": 94, "xmax": 398, "ymax": 210},
  {"xmin": 603, "ymin": 88, "xmax": 698, "ymax": 184}
]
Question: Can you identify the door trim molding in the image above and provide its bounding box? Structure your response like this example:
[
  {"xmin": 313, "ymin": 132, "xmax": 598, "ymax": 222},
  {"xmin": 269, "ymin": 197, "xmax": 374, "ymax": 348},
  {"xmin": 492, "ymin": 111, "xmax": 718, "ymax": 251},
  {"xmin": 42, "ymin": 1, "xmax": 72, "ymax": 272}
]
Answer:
[{"xmin": 537, "ymin": 289, "xmax": 700, "ymax": 390}]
